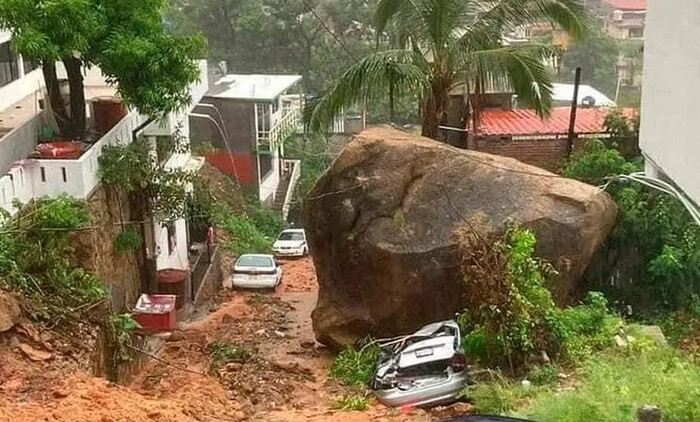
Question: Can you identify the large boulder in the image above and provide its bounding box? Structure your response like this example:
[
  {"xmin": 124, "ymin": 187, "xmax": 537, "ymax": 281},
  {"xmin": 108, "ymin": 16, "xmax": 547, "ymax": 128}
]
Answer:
[
  {"xmin": 304, "ymin": 127, "xmax": 618, "ymax": 349},
  {"xmin": 0, "ymin": 292, "xmax": 21, "ymax": 332}
]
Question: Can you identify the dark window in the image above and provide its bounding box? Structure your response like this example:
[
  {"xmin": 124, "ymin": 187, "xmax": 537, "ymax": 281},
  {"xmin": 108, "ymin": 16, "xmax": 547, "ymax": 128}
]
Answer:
[
  {"xmin": 272, "ymin": 99, "xmax": 279, "ymax": 114},
  {"xmin": 0, "ymin": 41, "xmax": 19, "ymax": 88},
  {"xmin": 165, "ymin": 221, "xmax": 176, "ymax": 255},
  {"xmin": 259, "ymin": 154, "xmax": 272, "ymax": 179},
  {"xmin": 629, "ymin": 27, "xmax": 644, "ymax": 38},
  {"xmin": 23, "ymin": 58, "xmax": 39, "ymax": 74}
]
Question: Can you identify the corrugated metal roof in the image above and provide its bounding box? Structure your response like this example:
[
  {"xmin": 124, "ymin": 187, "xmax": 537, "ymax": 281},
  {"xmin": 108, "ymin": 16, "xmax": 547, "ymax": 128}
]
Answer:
[
  {"xmin": 604, "ymin": 0, "xmax": 647, "ymax": 11},
  {"xmin": 472, "ymin": 107, "xmax": 636, "ymax": 136}
]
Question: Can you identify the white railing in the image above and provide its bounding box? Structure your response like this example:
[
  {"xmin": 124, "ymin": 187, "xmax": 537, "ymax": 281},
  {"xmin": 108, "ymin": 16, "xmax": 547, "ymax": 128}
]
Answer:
[
  {"xmin": 282, "ymin": 159, "xmax": 301, "ymax": 221},
  {"xmin": 0, "ymin": 112, "xmax": 44, "ymax": 175}
]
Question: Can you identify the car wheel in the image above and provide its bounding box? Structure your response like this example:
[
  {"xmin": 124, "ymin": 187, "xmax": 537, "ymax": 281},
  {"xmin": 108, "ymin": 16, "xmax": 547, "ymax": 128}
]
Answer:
[{"xmin": 303, "ymin": 247, "xmax": 308, "ymax": 256}]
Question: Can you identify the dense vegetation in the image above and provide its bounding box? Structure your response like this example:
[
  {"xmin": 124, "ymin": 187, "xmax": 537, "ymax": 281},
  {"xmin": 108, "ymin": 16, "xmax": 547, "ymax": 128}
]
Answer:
[{"xmin": 0, "ymin": 197, "xmax": 107, "ymax": 324}]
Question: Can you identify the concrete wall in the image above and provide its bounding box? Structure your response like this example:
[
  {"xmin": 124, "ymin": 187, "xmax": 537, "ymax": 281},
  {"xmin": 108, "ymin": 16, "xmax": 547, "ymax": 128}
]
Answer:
[
  {"xmin": 639, "ymin": 0, "xmax": 700, "ymax": 205},
  {"xmin": 0, "ymin": 113, "xmax": 44, "ymax": 175}
]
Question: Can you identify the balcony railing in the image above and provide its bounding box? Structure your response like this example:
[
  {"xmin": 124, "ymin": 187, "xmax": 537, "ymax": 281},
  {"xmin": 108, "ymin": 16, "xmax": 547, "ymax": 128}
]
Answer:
[{"xmin": 257, "ymin": 100, "xmax": 301, "ymax": 155}]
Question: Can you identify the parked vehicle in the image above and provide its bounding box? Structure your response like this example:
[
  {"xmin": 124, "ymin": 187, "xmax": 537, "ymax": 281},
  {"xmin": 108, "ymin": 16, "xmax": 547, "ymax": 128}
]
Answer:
[
  {"xmin": 371, "ymin": 320, "xmax": 467, "ymax": 408},
  {"xmin": 273, "ymin": 228, "xmax": 308, "ymax": 257},
  {"xmin": 232, "ymin": 254, "xmax": 282, "ymax": 289}
]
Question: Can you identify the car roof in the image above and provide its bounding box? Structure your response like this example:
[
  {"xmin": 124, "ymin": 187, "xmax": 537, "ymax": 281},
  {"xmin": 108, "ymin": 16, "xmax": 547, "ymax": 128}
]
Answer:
[
  {"xmin": 237, "ymin": 254, "xmax": 275, "ymax": 259},
  {"xmin": 281, "ymin": 228, "xmax": 305, "ymax": 233}
]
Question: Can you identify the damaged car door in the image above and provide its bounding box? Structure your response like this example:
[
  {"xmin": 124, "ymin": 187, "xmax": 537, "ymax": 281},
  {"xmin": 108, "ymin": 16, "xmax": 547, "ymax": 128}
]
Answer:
[{"xmin": 371, "ymin": 320, "xmax": 468, "ymax": 408}]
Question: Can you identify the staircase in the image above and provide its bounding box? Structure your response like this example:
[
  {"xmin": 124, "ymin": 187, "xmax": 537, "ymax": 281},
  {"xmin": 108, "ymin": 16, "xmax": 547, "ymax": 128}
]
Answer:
[{"xmin": 273, "ymin": 173, "xmax": 292, "ymax": 213}]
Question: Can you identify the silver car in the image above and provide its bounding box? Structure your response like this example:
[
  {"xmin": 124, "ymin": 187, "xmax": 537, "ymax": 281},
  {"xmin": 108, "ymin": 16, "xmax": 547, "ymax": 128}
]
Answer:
[
  {"xmin": 371, "ymin": 320, "xmax": 467, "ymax": 408},
  {"xmin": 232, "ymin": 254, "xmax": 282, "ymax": 289}
]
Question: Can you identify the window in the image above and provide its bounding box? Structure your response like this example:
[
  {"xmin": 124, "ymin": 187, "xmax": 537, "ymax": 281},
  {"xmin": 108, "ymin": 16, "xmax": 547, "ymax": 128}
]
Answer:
[
  {"xmin": 0, "ymin": 41, "xmax": 19, "ymax": 88},
  {"xmin": 164, "ymin": 221, "xmax": 176, "ymax": 255},
  {"xmin": 23, "ymin": 58, "xmax": 39, "ymax": 75},
  {"xmin": 272, "ymin": 98, "xmax": 279, "ymax": 114},
  {"xmin": 629, "ymin": 27, "xmax": 644, "ymax": 38}
]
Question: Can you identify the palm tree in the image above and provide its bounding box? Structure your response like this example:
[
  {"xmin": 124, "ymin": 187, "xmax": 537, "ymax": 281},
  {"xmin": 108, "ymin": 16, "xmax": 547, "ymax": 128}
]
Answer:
[{"xmin": 305, "ymin": 0, "xmax": 588, "ymax": 139}]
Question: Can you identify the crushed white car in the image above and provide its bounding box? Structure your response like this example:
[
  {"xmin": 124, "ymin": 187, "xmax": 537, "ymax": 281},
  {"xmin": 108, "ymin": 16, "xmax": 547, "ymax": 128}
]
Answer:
[
  {"xmin": 232, "ymin": 254, "xmax": 282, "ymax": 289},
  {"xmin": 371, "ymin": 320, "xmax": 467, "ymax": 408},
  {"xmin": 273, "ymin": 228, "xmax": 308, "ymax": 257}
]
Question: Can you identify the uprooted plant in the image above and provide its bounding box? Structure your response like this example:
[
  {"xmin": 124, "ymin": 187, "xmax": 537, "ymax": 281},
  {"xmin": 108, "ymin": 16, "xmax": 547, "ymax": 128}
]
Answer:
[
  {"xmin": 0, "ymin": 196, "xmax": 107, "ymax": 325},
  {"xmin": 457, "ymin": 225, "xmax": 621, "ymax": 372}
]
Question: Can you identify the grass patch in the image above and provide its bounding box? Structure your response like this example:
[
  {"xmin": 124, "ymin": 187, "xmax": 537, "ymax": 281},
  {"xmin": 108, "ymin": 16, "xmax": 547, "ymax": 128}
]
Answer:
[
  {"xmin": 330, "ymin": 343, "xmax": 382, "ymax": 387},
  {"xmin": 528, "ymin": 364, "xmax": 561, "ymax": 387},
  {"xmin": 469, "ymin": 347, "xmax": 700, "ymax": 422},
  {"xmin": 207, "ymin": 342, "xmax": 250, "ymax": 372},
  {"xmin": 332, "ymin": 395, "xmax": 369, "ymax": 411}
]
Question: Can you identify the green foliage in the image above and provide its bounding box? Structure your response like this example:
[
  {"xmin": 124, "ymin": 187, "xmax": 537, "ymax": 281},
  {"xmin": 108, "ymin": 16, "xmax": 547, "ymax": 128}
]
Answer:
[
  {"xmin": 305, "ymin": 0, "xmax": 588, "ymax": 134},
  {"xmin": 330, "ymin": 342, "xmax": 382, "ymax": 387},
  {"xmin": 285, "ymin": 135, "xmax": 334, "ymax": 215},
  {"xmin": 522, "ymin": 348, "xmax": 700, "ymax": 422},
  {"xmin": 212, "ymin": 196, "xmax": 284, "ymax": 256},
  {"xmin": 112, "ymin": 313, "xmax": 140, "ymax": 362},
  {"xmin": 564, "ymin": 141, "xmax": 700, "ymax": 315},
  {"xmin": 332, "ymin": 395, "xmax": 369, "ymax": 411},
  {"xmin": 460, "ymin": 227, "xmax": 621, "ymax": 369},
  {"xmin": 207, "ymin": 342, "xmax": 251, "ymax": 372},
  {"xmin": 560, "ymin": 30, "xmax": 619, "ymax": 96},
  {"xmin": 99, "ymin": 140, "xmax": 196, "ymax": 220},
  {"xmin": 528, "ymin": 364, "xmax": 561, "ymax": 387},
  {"xmin": 0, "ymin": 196, "xmax": 107, "ymax": 323},
  {"xmin": 244, "ymin": 195, "xmax": 285, "ymax": 239},
  {"xmin": 562, "ymin": 139, "xmax": 640, "ymax": 185},
  {"xmin": 0, "ymin": 0, "xmax": 206, "ymax": 119},
  {"xmin": 114, "ymin": 230, "xmax": 143, "ymax": 255}
]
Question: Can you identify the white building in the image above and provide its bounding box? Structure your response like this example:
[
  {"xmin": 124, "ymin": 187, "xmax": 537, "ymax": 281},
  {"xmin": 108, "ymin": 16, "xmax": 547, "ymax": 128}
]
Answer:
[
  {"xmin": 0, "ymin": 33, "xmax": 209, "ymax": 274},
  {"xmin": 639, "ymin": 0, "xmax": 700, "ymax": 206}
]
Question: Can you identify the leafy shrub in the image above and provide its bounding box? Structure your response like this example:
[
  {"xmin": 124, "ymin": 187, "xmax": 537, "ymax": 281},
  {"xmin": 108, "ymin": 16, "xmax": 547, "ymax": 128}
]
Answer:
[
  {"xmin": 114, "ymin": 230, "xmax": 143, "ymax": 255},
  {"xmin": 0, "ymin": 196, "xmax": 107, "ymax": 323},
  {"xmin": 330, "ymin": 342, "xmax": 382, "ymax": 387},
  {"xmin": 332, "ymin": 395, "xmax": 369, "ymax": 411},
  {"xmin": 467, "ymin": 378, "xmax": 545, "ymax": 414},
  {"xmin": 524, "ymin": 348, "xmax": 700, "ymax": 422},
  {"xmin": 207, "ymin": 342, "xmax": 251, "ymax": 372},
  {"xmin": 215, "ymin": 211, "xmax": 275, "ymax": 255},
  {"xmin": 564, "ymin": 140, "xmax": 700, "ymax": 315},
  {"xmin": 459, "ymin": 226, "xmax": 621, "ymax": 369},
  {"xmin": 528, "ymin": 364, "xmax": 561, "ymax": 386}
]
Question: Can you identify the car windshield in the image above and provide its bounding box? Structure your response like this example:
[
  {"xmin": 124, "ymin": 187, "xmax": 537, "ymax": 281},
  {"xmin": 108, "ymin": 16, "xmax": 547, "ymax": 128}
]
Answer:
[
  {"xmin": 236, "ymin": 256, "xmax": 274, "ymax": 268},
  {"xmin": 278, "ymin": 232, "xmax": 304, "ymax": 241}
]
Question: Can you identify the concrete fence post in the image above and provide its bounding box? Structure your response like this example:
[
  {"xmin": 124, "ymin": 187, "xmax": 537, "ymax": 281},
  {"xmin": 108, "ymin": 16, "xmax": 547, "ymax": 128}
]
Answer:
[{"xmin": 637, "ymin": 405, "xmax": 662, "ymax": 422}]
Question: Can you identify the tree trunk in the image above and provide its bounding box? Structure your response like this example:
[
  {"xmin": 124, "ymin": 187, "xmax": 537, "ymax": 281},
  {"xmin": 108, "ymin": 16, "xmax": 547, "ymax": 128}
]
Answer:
[
  {"xmin": 63, "ymin": 57, "xmax": 86, "ymax": 140},
  {"xmin": 421, "ymin": 79, "xmax": 450, "ymax": 139},
  {"xmin": 42, "ymin": 62, "xmax": 71, "ymax": 137},
  {"xmin": 389, "ymin": 81, "xmax": 395, "ymax": 124}
]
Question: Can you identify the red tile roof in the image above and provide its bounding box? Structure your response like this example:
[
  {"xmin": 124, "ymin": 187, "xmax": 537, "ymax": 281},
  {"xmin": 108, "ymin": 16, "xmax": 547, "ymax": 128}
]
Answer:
[
  {"xmin": 472, "ymin": 107, "xmax": 636, "ymax": 137},
  {"xmin": 604, "ymin": 0, "xmax": 647, "ymax": 11}
]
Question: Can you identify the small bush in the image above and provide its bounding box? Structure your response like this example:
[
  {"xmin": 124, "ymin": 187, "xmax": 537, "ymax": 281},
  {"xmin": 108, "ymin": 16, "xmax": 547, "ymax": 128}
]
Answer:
[
  {"xmin": 207, "ymin": 342, "xmax": 250, "ymax": 372},
  {"xmin": 332, "ymin": 395, "xmax": 369, "ymax": 411},
  {"xmin": 528, "ymin": 365, "xmax": 561, "ymax": 386},
  {"xmin": 467, "ymin": 378, "xmax": 545, "ymax": 414},
  {"xmin": 330, "ymin": 343, "xmax": 382, "ymax": 387},
  {"xmin": 114, "ymin": 230, "xmax": 143, "ymax": 255}
]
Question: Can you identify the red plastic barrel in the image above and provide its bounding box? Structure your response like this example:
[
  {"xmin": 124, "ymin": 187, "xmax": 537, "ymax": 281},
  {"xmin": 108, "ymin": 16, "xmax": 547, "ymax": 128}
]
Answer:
[
  {"xmin": 92, "ymin": 97, "xmax": 127, "ymax": 135},
  {"xmin": 156, "ymin": 269, "xmax": 188, "ymax": 310},
  {"xmin": 36, "ymin": 141, "xmax": 82, "ymax": 159}
]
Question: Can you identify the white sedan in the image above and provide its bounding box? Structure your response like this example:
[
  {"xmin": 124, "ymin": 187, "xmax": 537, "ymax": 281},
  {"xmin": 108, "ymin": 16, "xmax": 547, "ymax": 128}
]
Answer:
[
  {"xmin": 232, "ymin": 254, "xmax": 283, "ymax": 289},
  {"xmin": 273, "ymin": 228, "xmax": 309, "ymax": 257}
]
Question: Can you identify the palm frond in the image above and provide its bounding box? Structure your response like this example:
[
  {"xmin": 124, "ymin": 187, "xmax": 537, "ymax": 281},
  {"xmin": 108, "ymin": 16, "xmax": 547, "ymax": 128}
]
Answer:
[
  {"xmin": 304, "ymin": 50, "xmax": 429, "ymax": 133},
  {"xmin": 375, "ymin": 0, "xmax": 407, "ymax": 34},
  {"xmin": 464, "ymin": 44, "xmax": 556, "ymax": 117}
]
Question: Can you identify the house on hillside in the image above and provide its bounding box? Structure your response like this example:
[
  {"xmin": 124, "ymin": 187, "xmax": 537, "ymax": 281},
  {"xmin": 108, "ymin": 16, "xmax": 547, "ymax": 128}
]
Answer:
[
  {"xmin": 0, "ymin": 34, "xmax": 211, "ymax": 309},
  {"xmin": 189, "ymin": 74, "xmax": 303, "ymax": 212},
  {"xmin": 602, "ymin": 0, "xmax": 647, "ymax": 39},
  {"xmin": 639, "ymin": 0, "xmax": 700, "ymax": 208},
  {"xmin": 466, "ymin": 107, "xmax": 635, "ymax": 171}
]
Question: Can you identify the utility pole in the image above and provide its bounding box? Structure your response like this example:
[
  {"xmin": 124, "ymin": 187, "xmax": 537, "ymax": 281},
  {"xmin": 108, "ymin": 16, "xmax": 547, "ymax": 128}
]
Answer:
[{"xmin": 567, "ymin": 67, "xmax": 582, "ymax": 157}]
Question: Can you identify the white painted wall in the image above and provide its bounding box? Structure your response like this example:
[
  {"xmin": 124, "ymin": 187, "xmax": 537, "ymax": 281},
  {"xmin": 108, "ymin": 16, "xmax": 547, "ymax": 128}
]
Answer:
[
  {"xmin": 259, "ymin": 149, "xmax": 281, "ymax": 203},
  {"xmin": 639, "ymin": 0, "xmax": 700, "ymax": 205},
  {"xmin": 155, "ymin": 217, "xmax": 189, "ymax": 271}
]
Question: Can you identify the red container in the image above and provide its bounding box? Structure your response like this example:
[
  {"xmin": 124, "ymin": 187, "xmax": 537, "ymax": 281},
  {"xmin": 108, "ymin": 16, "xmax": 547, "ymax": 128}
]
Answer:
[
  {"xmin": 92, "ymin": 97, "xmax": 127, "ymax": 135},
  {"xmin": 36, "ymin": 141, "xmax": 82, "ymax": 159},
  {"xmin": 156, "ymin": 269, "xmax": 189, "ymax": 310},
  {"xmin": 132, "ymin": 294, "xmax": 177, "ymax": 333}
]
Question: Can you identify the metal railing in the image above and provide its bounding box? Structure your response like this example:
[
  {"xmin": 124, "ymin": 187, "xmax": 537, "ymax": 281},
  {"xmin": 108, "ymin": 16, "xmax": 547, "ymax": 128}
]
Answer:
[{"xmin": 281, "ymin": 159, "xmax": 301, "ymax": 221}]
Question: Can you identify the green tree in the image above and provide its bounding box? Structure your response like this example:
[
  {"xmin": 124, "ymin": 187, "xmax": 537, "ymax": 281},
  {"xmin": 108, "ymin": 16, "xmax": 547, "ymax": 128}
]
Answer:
[
  {"xmin": 559, "ymin": 31, "xmax": 618, "ymax": 96},
  {"xmin": 0, "ymin": 0, "xmax": 205, "ymax": 139},
  {"xmin": 305, "ymin": 0, "xmax": 589, "ymax": 138}
]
